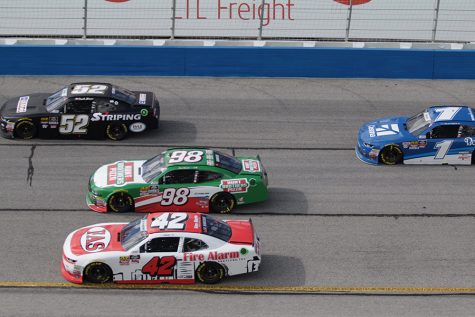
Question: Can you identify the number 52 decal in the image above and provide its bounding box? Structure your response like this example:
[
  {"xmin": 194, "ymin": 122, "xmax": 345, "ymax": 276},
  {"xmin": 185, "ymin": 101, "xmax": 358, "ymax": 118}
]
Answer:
[{"xmin": 59, "ymin": 114, "xmax": 89, "ymax": 134}]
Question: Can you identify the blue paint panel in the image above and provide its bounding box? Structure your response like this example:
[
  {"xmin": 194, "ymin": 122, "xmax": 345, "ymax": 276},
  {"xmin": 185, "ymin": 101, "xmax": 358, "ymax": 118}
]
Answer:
[{"xmin": 0, "ymin": 45, "xmax": 474, "ymax": 79}]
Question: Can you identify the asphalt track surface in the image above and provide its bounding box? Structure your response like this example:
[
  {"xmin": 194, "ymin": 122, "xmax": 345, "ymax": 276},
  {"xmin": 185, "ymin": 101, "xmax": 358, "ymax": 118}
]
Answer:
[{"xmin": 1, "ymin": 77, "xmax": 475, "ymax": 316}]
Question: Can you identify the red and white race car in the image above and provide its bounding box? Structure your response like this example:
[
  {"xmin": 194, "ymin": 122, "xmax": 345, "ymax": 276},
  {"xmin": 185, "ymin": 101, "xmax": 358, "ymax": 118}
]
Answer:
[{"xmin": 62, "ymin": 212, "xmax": 261, "ymax": 284}]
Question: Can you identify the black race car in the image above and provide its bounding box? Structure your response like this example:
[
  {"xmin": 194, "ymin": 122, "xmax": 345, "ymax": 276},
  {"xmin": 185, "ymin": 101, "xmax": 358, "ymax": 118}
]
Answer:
[{"xmin": 0, "ymin": 82, "xmax": 160, "ymax": 141}]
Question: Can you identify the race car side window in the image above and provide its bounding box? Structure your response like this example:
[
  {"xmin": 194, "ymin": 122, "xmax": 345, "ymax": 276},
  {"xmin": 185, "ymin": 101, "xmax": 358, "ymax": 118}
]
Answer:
[
  {"xmin": 196, "ymin": 171, "xmax": 222, "ymax": 183},
  {"xmin": 458, "ymin": 125, "xmax": 475, "ymax": 138},
  {"xmin": 142, "ymin": 237, "xmax": 180, "ymax": 253},
  {"xmin": 65, "ymin": 100, "xmax": 94, "ymax": 114},
  {"xmin": 427, "ymin": 125, "xmax": 460, "ymax": 139},
  {"xmin": 159, "ymin": 170, "xmax": 196, "ymax": 184},
  {"xmin": 183, "ymin": 238, "xmax": 209, "ymax": 252}
]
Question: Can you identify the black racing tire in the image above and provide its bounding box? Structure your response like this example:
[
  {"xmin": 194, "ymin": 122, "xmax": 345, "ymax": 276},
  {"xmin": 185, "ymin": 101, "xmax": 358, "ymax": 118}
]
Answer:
[
  {"xmin": 108, "ymin": 192, "xmax": 134, "ymax": 213},
  {"xmin": 195, "ymin": 262, "xmax": 225, "ymax": 284},
  {"xmin": 379, "ymin": 145, "xmax": 403, "ymax": 165},
  {"xmin": 14, "ymin": 120, "xmax": 37, "ymax": 139},
  {"xmin": 209, "ymin": 192, "xmax": 235, "ymax": 214},
  {"xmin": 106, "ymin": 123, "xmax": 128, "ymax": 141},
  {"xmin": 472, "ymin": 151, "xmax": 475, "ymax": 165},
  {"xmin": 83, "ymin": 262, "xmax": 113, "ymax": 284}
]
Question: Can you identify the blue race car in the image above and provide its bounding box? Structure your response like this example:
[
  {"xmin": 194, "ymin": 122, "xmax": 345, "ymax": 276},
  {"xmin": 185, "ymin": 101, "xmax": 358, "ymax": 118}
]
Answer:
[{"xmin": 356, "ymin": 106, "xmax": 475, "ymax": 165}]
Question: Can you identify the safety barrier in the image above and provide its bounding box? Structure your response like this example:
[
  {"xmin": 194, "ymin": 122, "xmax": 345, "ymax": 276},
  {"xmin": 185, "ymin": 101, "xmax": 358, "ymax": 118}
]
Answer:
[{"xmin": 1, "ymin": 45, "xmax": 475, "ymax": 79}]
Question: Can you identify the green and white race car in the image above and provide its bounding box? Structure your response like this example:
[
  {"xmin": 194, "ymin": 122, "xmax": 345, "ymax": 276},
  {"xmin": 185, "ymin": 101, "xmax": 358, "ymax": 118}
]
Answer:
[{"xmin": 87, "ymin": 148, "xmax": 268, "ymax": 214}]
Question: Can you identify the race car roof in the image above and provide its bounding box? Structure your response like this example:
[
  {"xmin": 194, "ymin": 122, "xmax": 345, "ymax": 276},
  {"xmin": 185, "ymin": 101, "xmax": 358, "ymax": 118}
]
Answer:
[
  {"xmin": 427, "ymin": 106, "xmax": 475, "ymax": 123},
  {"xmin": 68, "ymin": 83, "xmax": 113, "ymax": 97},
  {"xmin": 163, "ymin": 148, "xmax": 217, "ymax": 167},
  {"xmin": 146, "ymin": 212, "xmax": 202, "ymax": 234}
]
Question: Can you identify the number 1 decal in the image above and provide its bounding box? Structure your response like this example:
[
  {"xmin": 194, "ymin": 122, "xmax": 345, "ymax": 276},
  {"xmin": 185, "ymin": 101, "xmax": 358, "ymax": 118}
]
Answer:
[
  {"xmin": 434, "ymin": 140, "xmax": 453, "ymax": 159},
  {"xmin": 142, "ymin": 256, "xmax": 176, "ymax": 277}
]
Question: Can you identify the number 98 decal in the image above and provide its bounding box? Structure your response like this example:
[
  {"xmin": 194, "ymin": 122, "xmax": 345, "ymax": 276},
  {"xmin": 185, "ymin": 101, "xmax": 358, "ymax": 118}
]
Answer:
[
  {"xmin": 160, "ymin": 188, "xmax": 190, "ymax": 206},
  {"xmin": 59, "ymin": 114, "xmax": 89, "ymax": 134}
]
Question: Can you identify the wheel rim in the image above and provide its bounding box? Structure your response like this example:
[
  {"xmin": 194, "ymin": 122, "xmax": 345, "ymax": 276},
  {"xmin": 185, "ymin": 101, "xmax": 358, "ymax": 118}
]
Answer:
[
  {"xmin": 202, "ymin": 265, "xmax": 219, "ymax": 282},
  {"xmin": 382, "ymin": 146, "xmax": 401, "ymax": 164},
  {"xmin": 17, "ymin": 122, "xmax": 35, "ymax": 139},
  {"xmin": 110, "ymin": 193, "xmax": 132, "ymax": 212},
  {"xmin": 86, "ymin": 264, "xmax": 110, "ymax": 283},
  {"xmin": 108, "ymin": 124, "xmax": 126, "ymax": 140}
]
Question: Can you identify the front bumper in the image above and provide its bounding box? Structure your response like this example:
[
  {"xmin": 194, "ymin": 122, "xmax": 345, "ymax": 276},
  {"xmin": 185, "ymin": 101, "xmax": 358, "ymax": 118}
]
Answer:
[
  {"xmin": 86, "ymin": 192, "xmax": 107, "ymax": 213},
  {"xmin": 0, "ymin": 118, "xmax": 14, "ymax": 139},
  {"xmin": 355, "ymin": 142, "xmax": 379, "ymax": 165},
  {"xmin": 61, "ymin": 261, "xmax": 83, "ymax": 284}
]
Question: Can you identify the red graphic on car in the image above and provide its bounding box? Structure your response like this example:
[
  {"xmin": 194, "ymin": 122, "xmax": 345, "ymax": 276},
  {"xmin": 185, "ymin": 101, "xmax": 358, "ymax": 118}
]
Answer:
[{"xmin": 334, "ymin": 0, "xmax": 372, "ymax": 5}]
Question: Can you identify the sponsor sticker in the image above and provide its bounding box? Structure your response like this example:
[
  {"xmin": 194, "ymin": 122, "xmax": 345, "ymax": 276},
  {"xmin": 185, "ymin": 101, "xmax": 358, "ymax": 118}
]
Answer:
[
  {"xmin": 91, "ymin": 113, "xmax": 141, "ymax": 122},
  {"xmin": 80, "ymin": 226, "xmax": 111, "ymax": 253},
  {"xmin": 139, "ymin": 94, "xmax": 147, "ymax": 105},
  {"xmin": 119, "ymin": 256, "xmax": 130, "ymax": 265},
  {"xmin": 129, "ymin": 122, "xmax": 146, "ymax": 133},
  {"xmin": 220, "ymin": 179, "xmax": 249, "ymax": 193},
  {"xmin": 16, "ymin": 96, "xmax": 29, "ymax": 113},
  {"xmin": 140, "ymin": 109, "xmax": 149, "ymax": 116},
  {"xmin": 130, "ymin": 255, "xmax": 140, "ymax": 263},
  {"xmin": 242, "ymin": 159, "xmax": 261, "ymax": 172},
  {"xmin": 107, "ymin": 162, "xmax": 134, "ymax": 185},
  {"xmin": 402, "ymin": 141, "xmax": 427, "ymax": 150}
]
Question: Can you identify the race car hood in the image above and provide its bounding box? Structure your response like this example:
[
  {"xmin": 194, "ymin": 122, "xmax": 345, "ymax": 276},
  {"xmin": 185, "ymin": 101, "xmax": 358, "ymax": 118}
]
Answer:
[
  {"xmin": 0, "ymin": 93, "xmax": 50, "ymax": 117},
  {"xmin": 68, "ymin": 223, "xmax": 126, "ymax": 256},
  {"xmin": 358, "ymin": 116, "xmax": 413, "ymax": 144},
  {"xmin": 93, "ymin": 160, "xmax": 148, "ymax": 188},
  {"xmin": 226, "ymin": 220, "xmax": 254, "ymax": 245},
  {"xmin": 132, "ymin": 91, "xmax": 155, "ymax": 107}
]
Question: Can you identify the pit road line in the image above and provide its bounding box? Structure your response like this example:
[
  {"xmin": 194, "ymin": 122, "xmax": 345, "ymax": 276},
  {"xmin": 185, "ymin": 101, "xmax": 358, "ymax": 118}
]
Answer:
[{"xmin": 1, "ymin": 282, "xmax": 475, "ymax": 295}]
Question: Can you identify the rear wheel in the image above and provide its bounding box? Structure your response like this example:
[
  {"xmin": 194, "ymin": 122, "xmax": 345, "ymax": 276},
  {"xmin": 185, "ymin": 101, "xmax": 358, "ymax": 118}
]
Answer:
[
  {"xmin": 108, "ymin": 192, "xmax": 134, "ymax": 213},
  {"xmin": 106, "ymin": 123, "xmax": 128, "ymax": 141},
  {"xmin": 196, "ymin": 262, "xmax": 225, "ymax": 284},
  {"xmin": 14, "ymin": 120, "xmax": 37, "ymax": 139},
  {"xmin": 83, "ymin": 262, "xmax": 112, "ymax": 283},
  {"xmin": 379, "ymin": 145, "xmax": 403, "ymax": 165},
  {"xmin": 209, "ymin": 193, "xmax": 235, "ymax": 214}
]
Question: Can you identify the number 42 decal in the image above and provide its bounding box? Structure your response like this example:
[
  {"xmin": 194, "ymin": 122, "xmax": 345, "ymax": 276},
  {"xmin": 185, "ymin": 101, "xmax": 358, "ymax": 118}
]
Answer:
[{"xmin": 142, "ymin": 256, "xmax": 176, "ymax": 277}]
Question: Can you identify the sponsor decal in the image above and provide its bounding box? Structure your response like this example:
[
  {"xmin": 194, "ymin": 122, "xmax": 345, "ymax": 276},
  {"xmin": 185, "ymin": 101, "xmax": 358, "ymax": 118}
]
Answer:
[
  {"xmin": 129, "ymin": 122, "xmax": 146, "ymax": 133},
  {"xmin": 240, "ymin": 248, "xmax": 248, "ymax": 255},
  {"xmin": 458, "ymin": 153, "xmax": 471, "ymax": 161},
  {"xmin": 369, "ymin": 149, "xmax": 380, "ymax": 160},
  {"xmin": 220, "ymin": 179, "xmax": 249, "ymax": 193},
  {"xmin": 465, "ymin": 137, "xmax": 475, "ymax": 146},
  {"xmin": 368, "ymin": 125, "xmax": 376, "ymax": 138},
  {"xmin": 183, "ymin": 251, "xmax": 240, "ymax": 261},
  {"xmin": 140, "ymin": 185, "xmax": 159, "ymax": 196},
  {"xmin": 16, "ymin": 96, "xmax": 29, "ymax": 113},
  {"xmin": 41, "ymin": 124, "xmax": 48, "ymax": 129},
  {"xmin": 374, "ymin": 124, "xmax": 400, "ymax": 137},
  {"xmin": 91, "ymin": 113, "xmax": 141, "ymax": 122},
  {"xmin": 130, "ymin": 255, "xmax": 141, "ymax": 263},
  {"xmin": 402, "ymin": 140, "xmax": 427, "ymax": 150},
  {"xmin": 139, "ymin": 94, "xmax": 147, "ymax": 105},
  {"xmin": 140, "ymin": 109, "xmax": 149, "ymax": 116},
  {"xmin": 119, "ymin": 256, "xmax": 130, "ymax": 265},
  {"xmin": 242, "ymin": 159, "xmax": 261, "ymax": 172},
  {"xmin": 107, "ymin": 162, "xmax": 134, "ymax": 185},
  {"xmin": 80, "ymin": 226, "xmax": 111, "ymax": 253}
]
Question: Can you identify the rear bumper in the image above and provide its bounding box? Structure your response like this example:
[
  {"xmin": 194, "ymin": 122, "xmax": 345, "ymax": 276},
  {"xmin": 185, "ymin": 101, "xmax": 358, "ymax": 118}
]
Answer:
[
  {"xmin": 61, "ymin": 261, "xmax": 83, "ymax": 284},
  {"xmin": 0, "ymin": 119, "xmax": 14, "ymax": 139}
]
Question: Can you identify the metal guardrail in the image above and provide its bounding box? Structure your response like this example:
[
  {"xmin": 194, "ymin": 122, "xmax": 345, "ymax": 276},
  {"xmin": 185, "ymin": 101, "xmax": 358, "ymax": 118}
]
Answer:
[{"xmin": 0, "ymin": 0, "xmax": 474, "ymax": 42}]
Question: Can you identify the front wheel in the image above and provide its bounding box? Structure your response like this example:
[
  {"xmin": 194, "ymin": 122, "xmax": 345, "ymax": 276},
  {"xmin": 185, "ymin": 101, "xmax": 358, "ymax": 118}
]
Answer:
[
  {"xmin": 108, "ymin": 192, "xmax": 134, "ymax": 213},
  {"xmin": 196, "ymin": 262, "xmax": 225, "ymax": 284},
  {"xmin": 14, "ymin": 120, "xmax": 37, "ymax": 139},
  {"xmin": 379, "ymin": 145, "xmax": 403, "ymax": 165},
  {"xmin": 106, "ymin": 123, "xmax": 128, "ymax": 141},
  {"xmin": 83, "ymin": 262, "xmax": 112, "ymax": 283},
  {"xmin": 209, "ymin": 193, "xmax": 235, "ymax": 214}
]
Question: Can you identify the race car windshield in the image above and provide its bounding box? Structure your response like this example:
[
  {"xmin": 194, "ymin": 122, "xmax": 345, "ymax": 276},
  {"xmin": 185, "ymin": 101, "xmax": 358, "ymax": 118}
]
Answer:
[
  {"xmin": 112, "ymin": 85, "xmax": 136, "ymax": 104},
  {"xmin": 201, "ymin": 215, "xmax": 232, "ymax": 242},
  {"xmin": 406, "ymin": 111, "xmax": 432, "ymax": 136},
  {"xmin": 45, "ymin": 87, "xmax": 68, "ymax": 112},
  {"xmin": 214, "ymin": 151, "xmax": 242, "ymax": 174},
  {"xmin": 142, "ymin": 154, "xmax": 166, "ymax": 183},
  {"xmin": 121, "ymin": 216, "xmax": 148, "ymax": 250}
]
